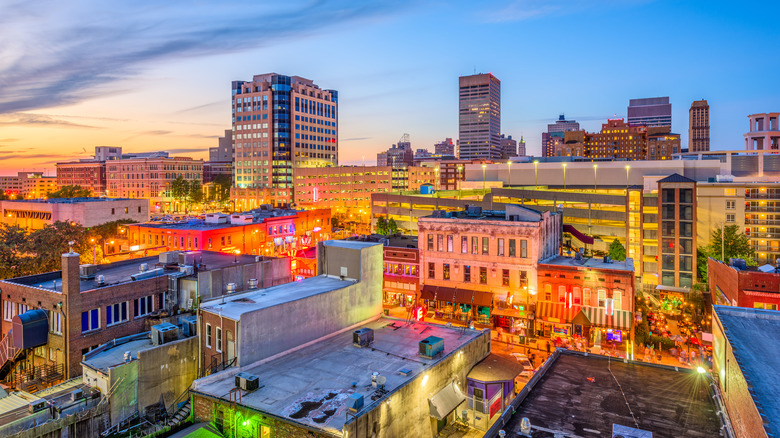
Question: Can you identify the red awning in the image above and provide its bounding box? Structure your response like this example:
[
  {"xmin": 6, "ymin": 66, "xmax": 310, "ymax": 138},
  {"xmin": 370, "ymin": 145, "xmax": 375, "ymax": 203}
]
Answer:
[
  {"xmin": 535, "ymin": 301, "xmax": 582, "ymax": 323},
  {"xmin": 420, "ymin": 285, "xmax": 493, "ymax": 307}
]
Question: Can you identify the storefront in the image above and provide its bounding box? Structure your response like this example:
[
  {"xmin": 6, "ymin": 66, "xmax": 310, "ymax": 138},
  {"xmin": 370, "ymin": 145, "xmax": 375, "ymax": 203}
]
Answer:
[
  {"xmin": 573, "ymin": 307, "xmax": 633, "ymax": 350},
  {"xmin": 534, "ymin": 301, "xmax": 581, "ymax": 342},
  {"xmin": 655, "ymin": 285, "xmax": 691, "ymax": 313},
  {"xmin": 421, "ymin": 285, "xmax": 494, "ymax": 325},
  {"xmin": 492, "ymin": 307, "xmax": 532, "ymax": 343}
]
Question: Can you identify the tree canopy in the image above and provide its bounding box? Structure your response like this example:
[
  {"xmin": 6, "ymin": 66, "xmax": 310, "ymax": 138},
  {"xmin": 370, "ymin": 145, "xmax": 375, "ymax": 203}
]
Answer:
[
  {"xmin": 47, "ymin": 185, "xmax": 92, "ymax": 198},
  {"xmin": 607, "ymin": 239, "xmax": 626, "ymax": 261},
  {"xmin": 698, "ymin": 225, "xmax": 756, "ymax": 280}
]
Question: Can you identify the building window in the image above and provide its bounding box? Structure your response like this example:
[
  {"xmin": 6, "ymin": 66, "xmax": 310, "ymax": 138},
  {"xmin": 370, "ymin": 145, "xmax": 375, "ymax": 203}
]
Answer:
[
  {"xmin": 447, "ymin": 235, "xmax": 453, "ymax": 252},
  {"xmin": 208, "ymin": 238, "xmax": 213, "ymax": 249},
  {"xmin": 613, "ymin": 290, "xmax": 622, "ymax": 311},
  {"xmin": 573, "ymin": 287, "xmax": 582, "ymax": 305},
  {"xmin": 134, "ymin": 295, "xmax": 154, "ymax": 318},
  {"xmin": 754, "ymin": 302, "xmax": 779, "ymax": 310},
  {"xmin": 461, "ymin": 237, "xmax": 468, "ymax": 253},
  {"xmin": 443, "ymin": 263, "xmax": 450, "ymax": 280},
  {"xmin": 724, "ymin": 188, "xmax": 736, "ymax": 196},
  {"xmin": 520, "ymin": 240, "xmax": 527, "ymax": 258},
  {"xmin": 106, "ymin": 302, "xmax": 129, "ymax": 326},
  {"xmin": 479, "ymin": 267, "xmax": 487, "ymax": 284},
  {"xmin": 482, "ymin": 237, "xmax": 489, "ymax": 255},
  {"xmin": 598, "ymin": 290, "xmax": 607, "ymax": 308},
  {"xmin": 509, "ymin": 239, "xmax": 516, "ymax": 257},
  {"xmin": 216, "ymin": 327, "xmax": 223, "ymax": 352},
  {"xmin": 502, "ymin": 269, "xmax": 510, "ymax": 286},
  {"xmin": 558, "ymin": 286, "xmax": 566, "ymax": 302},
  {"xmin": 472, "ymin": 237, "xmax": 478, "ymax": 255},
  {"xmin": 427, "ymin": 235, "xmax": 434, "ymax": 251},
  {"xmin": 726, "ymin": 200, "xmax": 735, "ymax": 210},
  {"xmin": 726, "ymin": 214, "xmax": 735, "ymax": 223},
  {"xmin": 498, "ymin": 239, "xmax": 505, "ymax": 256},
  {"xmin": 206, "ymin": 323, "xmax": 212, "ymax": 348},
  {"xmin": 437, "ymin": 235, "xmax": 443, "ymax": 252},
  {"xmin": 2, "ymin": 301, "xmax": 13, "ymax": 321},
  {"xmin": 81, "ymin": 308, "xmax": 100, "ymax": 333},
  {"xmin": 428, "ymin": 262, "xmax": 435, "ymax": 279},
  {"xmin": 544, "ymin": 284, "xmax": 552, "ymax": 301},
  {"xmin": 464, "ymin": 266, "xmax": 471, "ymax": 282},
  {"xmin": 583, "ymin": 288, "xmax": 591, "ymax": 305},
  {"xmin": 50, "ymin": 311, "xmax": 62, "ymax": 335}
]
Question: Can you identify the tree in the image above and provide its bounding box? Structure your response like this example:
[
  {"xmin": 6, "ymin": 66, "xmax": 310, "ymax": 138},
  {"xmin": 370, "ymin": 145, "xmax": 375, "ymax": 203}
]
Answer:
[
  {"xmin": 170, "ymin": 176, "xmax": 189, "ymax": 212},
  {"xmin": 211, "ymin": 174, "xmax": 232, "ymax": 203},
  {"xmin": 607, "ymin": 239, "xmax": 626, "ymax": 261},
  {"xmin": 696, "ymin": 245, "xmax": 710, "ymax": 281},
  {"xmin": 376, "ymin": 217, "xmax": 388, "ymax": 235},
  {"xmin": 188, "ymin": 180, "xmax": 204, "ymax": 205},
  {"xmin": 707, "ymin": 225, "xmax": 755, "ymax": 264},
  {"xmin": 48, "ymin": 185, "xmax": 92, "ymax": 198},
  {"xmin": 387, "ymin": 218, "xmax": 398, "ymax": 235},
  {"xmin": 25, "ymin": 221, "xmax": 89, "ymax": 273}
]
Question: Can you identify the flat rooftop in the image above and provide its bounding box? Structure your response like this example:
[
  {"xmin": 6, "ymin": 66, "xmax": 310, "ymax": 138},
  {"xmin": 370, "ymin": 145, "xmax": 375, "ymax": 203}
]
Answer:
[
  {"xmin": 138, "ymin": 208, "xmax": 301, "ymax": 231},
  {"xmin": 503, "ymin": 353, "xmax": 721, "ymax": 437},
  {"xmin": 540, "ymin": 255, "xmax": 635, "ymax": 273},
  {"xmin": 4, "ymin": 250, "xmax": 267, "ymax": 292},
  {"xmin": 200, "ymin": 275, "xmax": 354, "ymax": 320},
  {"xmin": 192, "ymin": 318, "xmax": 484, "ymax": 435},
  {"xmin": 715, "ymin": 305, "xmax": 780, "ymax": 435},
  {"xmin": 81, "ymin": 334, "xmax": 153, "ymax": 373},
  {"xmin": 1, "ymin": 197, "xmax": 137, "ymax": 204}
]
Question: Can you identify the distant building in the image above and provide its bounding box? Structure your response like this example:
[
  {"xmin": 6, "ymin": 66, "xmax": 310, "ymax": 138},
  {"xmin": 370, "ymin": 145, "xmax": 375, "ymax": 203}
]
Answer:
[
  {"xmin": 0, "ymin": 172, "xmax": 57, "ymax": 199},
  {"xmin": 231, "ymin": 73, "xmax": 338, "ymax": 206},
  {"xmin": 94, "ymin": 146, "xmax": 123, "ymax": 162},
  {"xmin": 499, "ymin": 134, "xmax": 517, "ymax": 158},
  {"xmin": 209, "ymin": 129, "xmax": 233, "ymax": 162},
  {"xmin": 459, "ymin": 73, "xmax": 501, "ymax": 160},
  {"xmin": 0, "ymin": 197, "xmax": 149, "ymax": 230},
  {"xmin": 646, "ymin": 127, "xmax": 682, "ymax": 160},
  {"xmin": 56, "ymin": 161, "xmax": 107, "ymax": 196},
  {"xmin": 414, "ymin": 148, "xmax": 432, "ymax": 159},
  {"xmin": 708, "ymin": 258, "xmax": 780, "ymax": 309},
  {"xmin": 517, "ymin": 136, "xmax": 526, "ymax": 156},
  {"xmin": 627, "ymin": 96, "xmax": 672, "ymax": 128},
  {"xmin": 542, "ymin": 115, "xmax": 580, "ymax": 157},
  {"xmin": 712, "ymin": 305, "xmax": 779, "ymax": 438},
  {"xmin": 557, "ymin": 118, "xmax": 679, "ymax": 161},
  {"xmin": 434, "ymin": 138, "xmax": 455, "ymax": 156},
  {"xmin": 689, "ymin": 100, "xmax": 710, "ymax": 152},
  {"xmin": 105, "ymin": 156, "xmax": 203, "ymax": 213},
  {"xmin": 744, "ymin": 112, "xmax": 780, "ymax": 150},
  {"xmin": 202, "ymin": 161, "xmax": 232, "ymax": 184},
  {"xmin": 377, "ymin": 138, "xmax": 414, "ymax": 168}
]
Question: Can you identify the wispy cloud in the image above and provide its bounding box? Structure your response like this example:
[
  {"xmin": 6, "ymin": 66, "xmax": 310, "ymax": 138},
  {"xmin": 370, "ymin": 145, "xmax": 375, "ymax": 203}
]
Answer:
[
  {"xmin": 341, "ymin": 137, "xmax": 372, "ymax": 142},
  {"xmin": 158, "ymin": 147, "xmax": 209, "ymax": 154},
  {"xmin": 481, "ymin": 0, "xmax": 652, "ymax": 22},
  {"xmin": 0, "ymin": 0, "xmax": 408, "ymax": 113},
  {"xmin": 0, "ymin": 138, "xmax": 19, "ymax": 143},
  {"xmin": 174, "ymin": 101, "xmax": 227, "ymax": 115},
  {"xmin": 0, "ymin": 153, "xmax": 74, "ymax": 162},
  {"xmin": 0, "ymin": 113, "xmax": 101, "ymax": 129}
]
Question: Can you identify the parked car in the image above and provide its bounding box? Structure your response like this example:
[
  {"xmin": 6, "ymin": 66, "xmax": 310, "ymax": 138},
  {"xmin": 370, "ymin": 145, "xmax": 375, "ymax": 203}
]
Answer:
[{"xmin": 511, "ymin": 353, "xmax": 535, "ymax": 378}]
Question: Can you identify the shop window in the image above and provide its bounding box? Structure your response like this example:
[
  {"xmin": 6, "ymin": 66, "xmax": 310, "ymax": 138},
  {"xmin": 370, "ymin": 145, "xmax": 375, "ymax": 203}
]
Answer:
[
  {"xmin": 502, "ymin": 269, "xmax": 509, "ymax": 286},
  {"xmin": 443, "ymin": 263, "xmax": 450, "ymax": 280},
  {"xmin": 479, "ymin": 267, "xmax": 487, "ymax": 284},
  {"xmin": 498, "ymin": 239, "xmax": 505, "ymax": 256},
  {"xmin": 464, "ymin": 266, "xmax": 471, "ymax": 282},
  {"xmin": 482, "ymin": 237, "xmax": 489, "ymax": 255},
  {"xmin": 428, "ymin": 263, "xmax": 435, "ymax": 279}
]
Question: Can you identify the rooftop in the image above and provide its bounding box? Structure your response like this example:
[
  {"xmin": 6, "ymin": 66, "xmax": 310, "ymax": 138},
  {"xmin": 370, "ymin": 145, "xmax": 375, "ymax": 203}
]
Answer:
[
  {"xmin": 81, "ymin": 334, "xmax": 153, "ymax": 373},
  {"xmin": 0, "ymin": 197, "xmax": 139, "ymax": 204},
  {"xmin": 540, "ymin": 255, "xmax": 635, "ymax": 273},
  {"xmin": 137, "ymin": 208, "xmax": 300, "ymax": 231},
  {"xmin": 191, "ymin": 318, "xmax": 484, "ymax": 435},
  {"xmin": 657, "ymin": 173, "xmax": 696, "ymax": 183},
  {"xmin": 503, "ymin": 353, "xmax": 721, "ymax": 437},
  {"xmin": 468, "ymin": 353, "xmax": 525, "ymax": 382},
  {"xmin": 714, "ymin": 305, "xmax": 780, "ymax": 435},
  {"xmin": 4, "ymin": 250, "xmax": 267, "ymax": 292}
]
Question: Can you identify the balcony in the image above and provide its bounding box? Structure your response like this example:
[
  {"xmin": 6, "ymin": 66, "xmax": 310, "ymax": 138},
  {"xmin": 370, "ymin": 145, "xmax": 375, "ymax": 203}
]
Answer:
[{"xmin": 745, "ymin": 218, "xmax": 780, "ymax": 226}]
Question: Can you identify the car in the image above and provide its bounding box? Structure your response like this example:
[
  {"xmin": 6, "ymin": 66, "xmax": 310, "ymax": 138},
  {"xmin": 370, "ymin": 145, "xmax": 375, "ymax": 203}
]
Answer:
[{"xmin": 511, "ymin": 353, "xmax": 535, "ymax": 378}]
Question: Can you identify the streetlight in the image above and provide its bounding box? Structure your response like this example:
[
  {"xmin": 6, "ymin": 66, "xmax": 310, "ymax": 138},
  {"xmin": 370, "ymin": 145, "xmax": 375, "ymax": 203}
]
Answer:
[
  {"xmin": 593, "ymin": 164, "xmax": 598, "ymax": 190},
  {"xmin": 506, "ymin": 161, "xmax": 512, "ymax": 188},
  {"xmin": 457, "ymin": 165, "xmax": 463, "ymax": 199},
  {"xmin": 481, "ymin": 164, "xmax": 487, "ymax": 195},
  {"xmin": 533, "ymin": 161, "xmax": 539, "ymax": 188},
  {"xmin": 625, "ymin": 165, "xmax": 631, "ymax": 190},
  {"xmin": 562, "ymin": 163, "xmax": 568, "ymax": 189}
]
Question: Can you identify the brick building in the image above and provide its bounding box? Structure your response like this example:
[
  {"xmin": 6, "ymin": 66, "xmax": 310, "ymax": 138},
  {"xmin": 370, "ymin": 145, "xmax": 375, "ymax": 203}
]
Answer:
[
  {"xmin": 0, "ymin": 172, "xmax": 57, "ymax": 199},
  {"xmin": 55, "ymin": 161, "xmax": 107, "ymax": 196},
  {"xmin": 105, "ymin": 156, "xmax": 203, "ymax": 212},
  {"xmin": 0, "ymin": 197, "xmax": 149, "ymax": 230},
  {"xmin": 708, "ymin": 258, "xmax": 780, "ymax": 309},
  {"xmin": 555, "ymin": 118, "xmax": 680, "ymax": 161}
]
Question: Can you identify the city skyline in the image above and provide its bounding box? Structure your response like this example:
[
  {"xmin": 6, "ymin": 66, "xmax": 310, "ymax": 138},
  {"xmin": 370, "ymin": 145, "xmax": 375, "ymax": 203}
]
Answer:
[{"xmin": 1, "ymin": 0, "xmax": 779, "ymax": 174}]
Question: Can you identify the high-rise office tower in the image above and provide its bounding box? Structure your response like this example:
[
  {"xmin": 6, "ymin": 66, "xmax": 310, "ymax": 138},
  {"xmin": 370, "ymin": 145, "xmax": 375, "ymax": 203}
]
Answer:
[
  {"xmin": 542, "ymin": 114, "xmax": 580, "ymax": 157},
  {"xmin": 231, "ymin": 73, "xmax": 338, "ymax": 206},
  {"xmin": 458, "ymin": 73, "xmax": 501, "ymax": 160},
  {"xmin": 627, "ymin": 97, "xmax": 672, "ymax": 128},
  {"xmin": 688, "ymin": 100, "xmax": 710, "ymax": 152}
]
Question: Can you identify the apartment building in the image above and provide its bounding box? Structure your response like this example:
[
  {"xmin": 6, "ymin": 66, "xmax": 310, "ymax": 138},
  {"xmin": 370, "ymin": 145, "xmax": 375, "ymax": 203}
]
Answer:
[
  {"xmin": 55, "ymin": 161, "xmax": 107, "ymax": 196},
  {"xmin": 0, "ymin": 172, "xmax": 57, "ymax": 199},
  {"xmin": 744, "ymin": 112, "xmax": 779, "ymax": 150},
  {"xmin": 105, "ymin": 156, "xmax": 203, "ymax": 212}
]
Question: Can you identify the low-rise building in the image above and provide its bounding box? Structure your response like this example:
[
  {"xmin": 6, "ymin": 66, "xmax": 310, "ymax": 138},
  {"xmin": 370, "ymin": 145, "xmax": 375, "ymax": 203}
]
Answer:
[
  {"xmin": 0, "ymin": 172, "xmax": 57, "ymax": 199},
  {"xmin": 0, "ymin": 197, "xmax": 149, "ymax": 230},
  {"xmin": 55, "ymin": 160, "xmax": 107, "ymax": 196},
  {"xmin": 708, "ymin": 257, "xmax": 780, "ymax": 309},
  {"xmin": 105, "ymin": 155, "xmax": 203, "ymax": 212}
]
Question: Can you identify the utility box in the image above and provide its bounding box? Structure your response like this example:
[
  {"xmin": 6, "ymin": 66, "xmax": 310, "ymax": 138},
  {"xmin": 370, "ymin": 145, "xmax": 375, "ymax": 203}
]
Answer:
[
  {"xmin": 13, "ymin": 309, "xmax": 49, "ymax": 350},
  {"xmin": 235, "ymin": 372, "xmax": 259, "ymax": 391},
  {"xmin": 419, "ymin": 336, "xmax": 444, "ymax": 359},
  {"xmin": 151, "ymin": 322, "xmax": 178, "ymax": 345},
  {"xmin": 352, "ymin": 328, "xmax": 374, "ymax": 347},
  {"xmin": 347, "ymin": 393, "xmax": 364, "ymax": 412}
]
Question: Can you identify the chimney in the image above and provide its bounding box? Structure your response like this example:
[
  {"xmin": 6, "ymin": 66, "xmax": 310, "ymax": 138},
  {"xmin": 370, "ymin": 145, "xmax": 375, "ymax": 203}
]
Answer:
[{"xmin": 62, "ymin": 252, "xmax": 81, "ymax": 296}]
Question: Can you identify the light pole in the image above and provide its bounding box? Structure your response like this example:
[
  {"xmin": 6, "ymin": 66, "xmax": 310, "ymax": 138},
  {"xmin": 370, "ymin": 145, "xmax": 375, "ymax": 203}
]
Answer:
[
  {"xmin": 435, "ymin": 167, "xmax": 440, "ymax": 192},
  {"xmin": 533, "ymin": 160, "xmax": 539, "ymax": 188},
  {"xmin": 507, "ymin": 161, "xmax": 512, "ymax": 188},
  {"xmin": 625, "ymin": 165, "xmax": 631, "ymax": 190},
  {"xmin": 457, "ymin": 165, "xmax": 463, "ymax": 199},
  {"xmin": 481, "ymin": 164, "xmax": 487, "ymax": 195},
  {"xmin": 562, "ymin": 163, "xmax": 568, "ymax": 189},
  {"xmin": 593, "ymin": 164, "xmax": 598, "ymax": 190}
]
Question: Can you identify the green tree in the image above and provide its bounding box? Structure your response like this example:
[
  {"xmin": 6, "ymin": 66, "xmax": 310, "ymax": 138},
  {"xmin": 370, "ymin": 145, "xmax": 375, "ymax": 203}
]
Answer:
[
  {"xmin": 696, "ymin": 245, "xmax": 710, "ymax": 281},
  {"xmin": 376, "ymin": 217, "xmax": 388, "ymax": 235},
  {"xmin": 211, "ymin": 174, "xmax": 232, "ymax": 203},
  {"xmin": 170, "ymin": 176, "xmax": 189, "ymax": 212},
  {"xmin": 607, "ymin": 239, "xmax": 626, "ymax": 261},
  {"xmin": 48, "ymin": 185, "xmax": 92, "ymax": 198},
  {"xmin": 188, "ymin": 180, "xmax": 204, "ymax": 205},
  {"xmin": 25, "ymin": 221, "xmax": 89, "ymax": 273},
  {"xmin": 707, "ymin": 224, "xmax": 755, "ymax": 264},
  {"xmin": 387, "ymin": 218, "xmax": 398, "ymax": 235}
]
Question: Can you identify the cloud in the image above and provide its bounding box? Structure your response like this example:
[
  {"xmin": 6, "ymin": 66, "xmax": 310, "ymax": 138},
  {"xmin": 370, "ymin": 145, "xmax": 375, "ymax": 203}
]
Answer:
[
  {"xmin": 157, "ymin": 147, "xmax": 210, "ymax": 154},
  {"xmin": 0, "ymin": 0, "xmax": 408, "ymax": 113},
  {"xmin": 0, "ymin": 113, "xmax": 101, "ymax": 129},
  {"xmin": 481, "ymin": 0, "xmax": 652, "ymax": 22},
  {"xmin": 174, "ymin": 101, "xmax": 227, "ymax": 115},
  {"xmin": 0, "ymin": 153, "xmax": 74, "ymax": 162},
  {"xmin": 341, "ymin": 137, "xmax": 372, "ymax": 142},
  {"xmin": 0, "ymin": 139, "xmax": 19, "ymax": 143}
]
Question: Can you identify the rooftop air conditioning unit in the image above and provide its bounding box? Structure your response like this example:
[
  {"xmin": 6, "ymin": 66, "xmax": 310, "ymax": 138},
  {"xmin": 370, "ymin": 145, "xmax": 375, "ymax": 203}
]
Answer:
[
  {"xmin": 139, "ymin": 263, "xmax": 148, "ymax": 272},
  {"xmin": 226, "ymin": 283, "xmax": 237, "ymax": 294},
  {"xmin": 178, "ymin": 251, "xmax": 200, "ymax": 266},
  {"xmin": 79, "ymin": 264, "xmax": 98, "ymax": 280},
  {"xmin": 181, "ymin": 315, "xmax": 197, "ymax": 337},
  {"xmin": 179, "ymin": 265, "xmax": 195, "ymax": 276},
  {"xmin": 159, "ymin": 251, "xmax": 180, "ymax": 265},
  {"xmin": 235, "ymin": 372, "xmax": 259, "ymax": 391},
  {"xmin": 247, "ymin": 278, "xmax": 258, "ymax": 289},
  {"xmin": 347, "ymin": 393, "xmax": 364, "ymax": 412},
  {"xmin": 353, "ymin": 328, "xmax": 374, "ymax": 348},
  {"xmin": 28, "ymin": 399, "xmax": 47, "ymax": 414},
  {"xmin": 151, "ymin": 322, "xmax": 178, "ymax": 346},
  {"xmin": 70, "ymin": 388, "xmax": 83, "ymax": 402},
  {"xmin": 419, "ymin": 336, "xmax": 444, "ymax": 359}
]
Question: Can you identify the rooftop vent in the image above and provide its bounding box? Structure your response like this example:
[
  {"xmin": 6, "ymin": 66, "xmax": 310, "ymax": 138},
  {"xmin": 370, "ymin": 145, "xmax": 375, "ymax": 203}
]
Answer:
[
  {"xmin": 419, "ymin": 336, "xmax": 444, "ymax": 359},
  {"xmin": 123, "ymin": 351, "xmax": 132, "ymax": 362},
  {"xmin": 139, "ymin": 263, "xmax": 148, "ymax": 272},
  {"xmin": 70, "ymin": 388, "xmax": 83, "ymax": 402},
  {"xmin": 603, "ymin": 256, "xmax": 611, "ymax": 264},
  {"xmin": 226, "ymin": 283, "xmax": 237, "ymax": 294},
  {"xmin": 353, "ymin": 328, "xmax": 374, "ymax": 348},
  {"xmin": 79, "ymin": 264, "xmax": 98, "ymax": 280},
  {"xmin": 28, "ymin": 399, "xmax": 47, "ymax": 414},
  {"xmin": 347, "ymin": 393, "xmax": 364, "ymax": 412},
  {"xmin": 151, "ymin": 322, "xmax": 178, "ymax": 345},
  {"xmin": 130, "ymin": 268, "xmax": 164, "ymax": 281},
  {"xmin": 248, "ymin": 278, "xmax": 258, "ymax": 289},
  {"xmin": 235, "ymin": 372, "xmax": 259, "ymax": 391},
  {"xmin": 95, "ymin": 275, "xmax": 105, "ymax": 286}
]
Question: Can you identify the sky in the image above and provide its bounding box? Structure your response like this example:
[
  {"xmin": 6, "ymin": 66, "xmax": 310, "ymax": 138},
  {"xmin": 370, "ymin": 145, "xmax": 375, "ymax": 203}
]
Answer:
[{"xmin": 1, "ymin": 0, "xmax": 779, "ymax": 174}]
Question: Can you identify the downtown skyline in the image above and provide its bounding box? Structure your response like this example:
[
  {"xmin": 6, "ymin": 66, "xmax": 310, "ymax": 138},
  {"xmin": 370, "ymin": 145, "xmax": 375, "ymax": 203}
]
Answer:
[{"xmin": 1, "ymin": 0, "xmax": 779, "ymax": 174}]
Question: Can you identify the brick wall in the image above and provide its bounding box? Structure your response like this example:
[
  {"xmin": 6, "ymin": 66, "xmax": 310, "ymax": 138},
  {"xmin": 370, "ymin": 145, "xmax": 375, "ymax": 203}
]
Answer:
[{"xmin": 722, "ymin": 344, "xmax": 768, "ymax": 438}]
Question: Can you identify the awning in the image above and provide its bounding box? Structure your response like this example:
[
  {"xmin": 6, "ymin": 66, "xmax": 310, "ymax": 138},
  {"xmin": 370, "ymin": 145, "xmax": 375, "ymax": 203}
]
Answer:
[
  {"xmin": 579, "ymin": 307, "xmax": 632, "ymax": 330},
  {"xmin": 535, "ymin": 301, "xmax": 581, "ymax": 323},
  {"xmin": 420, "ymin": 286, "xmax": 493, "ymax": 307},
  {"xmin": 429, "ymin": 382, "xmax": 465, "ymax": 420},
  {"xmin": 655, "ymin": 284, "xmax": 690, "ymax": 294},
  {"xmin": 491, "ymin": 308, "xmax": 527, "ymax": 318}
]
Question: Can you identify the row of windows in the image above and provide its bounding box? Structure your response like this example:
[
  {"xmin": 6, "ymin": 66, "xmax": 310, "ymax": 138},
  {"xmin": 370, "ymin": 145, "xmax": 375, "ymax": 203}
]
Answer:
[
  {"xmin": 541, "ymin": 284, "xmax": 624, "ymax": 310},
  {"xmin": 81, "ymin": 295, "xmax": 157, "ymax": 334},
  {"xmin": 426, "ymin": 234, "xmax": 528, "ymax": 258},
  {"xmin": 3, "ymin": 302, "xmax": 64, "ymax": 335},
  {"xmin": 427, "ymin": 263, "xmax": 528, "ymax": 286}
]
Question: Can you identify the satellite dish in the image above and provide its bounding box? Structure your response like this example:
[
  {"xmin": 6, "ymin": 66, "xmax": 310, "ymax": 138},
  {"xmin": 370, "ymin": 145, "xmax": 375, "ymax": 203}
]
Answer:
[{"xmin": 377, "ymin": 376, "xmax": 387, "ymax": 386}]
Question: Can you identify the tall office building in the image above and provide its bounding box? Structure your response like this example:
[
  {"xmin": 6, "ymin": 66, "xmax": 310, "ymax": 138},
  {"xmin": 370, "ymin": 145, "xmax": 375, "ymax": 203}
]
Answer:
[
  {"xmin": 627, "ymin": 97, "xmax": 672, "ymax": 128},
  {"xmin": 499, "ymin": 134, "xmax": 518, "ymax": 158},
  {"xmin": 688, "ymin": 100, "xmax": 710, "ymax": 152},
  {"xmin": 231, "ymin": 73, "xmax": 338, "ymax": 206},
  {"xmin": 458, "ymin": 73, "xmax": 501, "ymax": 159},
  {"xmin": 542, "ymin": 114, "xmax": 580, "ymax": 157}
]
